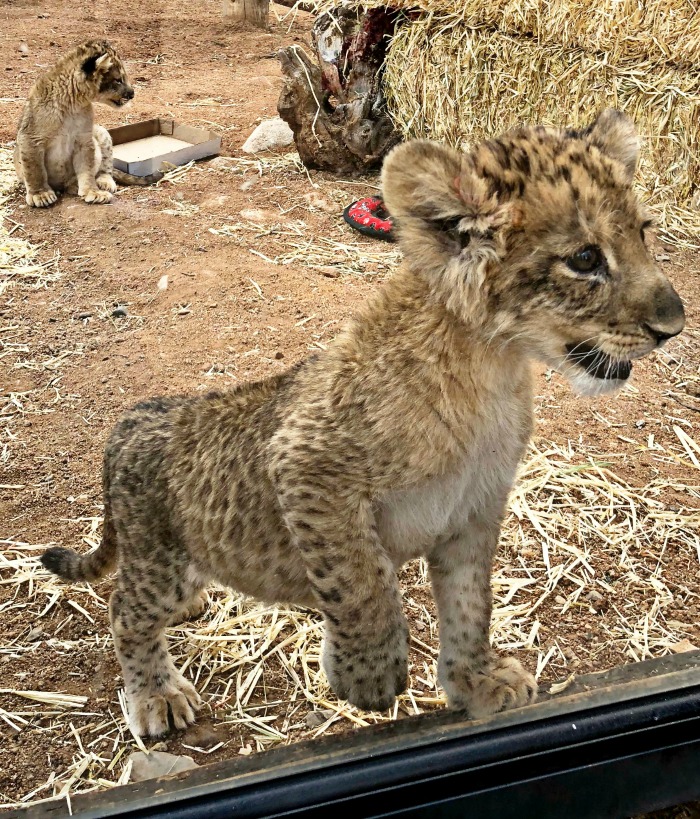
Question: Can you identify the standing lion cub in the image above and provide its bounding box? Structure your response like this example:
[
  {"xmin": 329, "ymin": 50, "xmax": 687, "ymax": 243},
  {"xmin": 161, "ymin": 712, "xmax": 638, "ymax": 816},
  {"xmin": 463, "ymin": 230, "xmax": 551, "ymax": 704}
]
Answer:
[
  {"xmin": 14, "ymin": 39, "xmax": 156, "ymax": 208},
  {"xmin": 42, "ymin": 110, "xmax": 684, "ymax": 737}
]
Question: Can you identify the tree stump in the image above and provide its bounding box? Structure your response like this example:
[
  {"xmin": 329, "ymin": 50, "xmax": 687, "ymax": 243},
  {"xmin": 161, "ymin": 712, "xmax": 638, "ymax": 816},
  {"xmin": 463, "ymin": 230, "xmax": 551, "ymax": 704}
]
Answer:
[
  {"xmin": 277, "ymin": 6, "xmax": 400, "ymax": 175},
  {"xmin": 223, "ymin": 0, "xmax": 268, "ymax": 28}
]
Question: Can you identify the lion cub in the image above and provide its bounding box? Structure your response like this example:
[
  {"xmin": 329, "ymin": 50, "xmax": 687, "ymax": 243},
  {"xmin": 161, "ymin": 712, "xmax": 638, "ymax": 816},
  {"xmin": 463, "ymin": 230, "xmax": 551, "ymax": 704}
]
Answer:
[
  {"xmin": 42, "ymin": 110, "xmax": 684, "ymax": 737},
  {"xmin": 14, "ymin": 40, "xmax": 154, "ymax": 208}
]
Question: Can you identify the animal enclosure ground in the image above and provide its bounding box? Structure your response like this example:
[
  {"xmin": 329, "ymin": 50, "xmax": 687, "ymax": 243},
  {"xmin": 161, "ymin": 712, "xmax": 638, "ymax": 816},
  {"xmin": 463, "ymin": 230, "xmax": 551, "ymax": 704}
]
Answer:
[{"xmin": 1, "ymin": 0, "xmax": 699, "ymax": 810}]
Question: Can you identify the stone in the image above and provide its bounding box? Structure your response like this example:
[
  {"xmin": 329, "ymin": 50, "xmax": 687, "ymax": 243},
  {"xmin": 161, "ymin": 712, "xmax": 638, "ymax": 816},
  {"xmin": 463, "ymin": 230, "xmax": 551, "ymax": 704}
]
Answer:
[
  {"xmin": 241, "ymin": 117, "xmax": 294, "ymax": 154},
  {"xmin": 128, "ymin": 750, "xmax": 199, "ymax": 782},
  {"xmin": 182, "ymin": 724, "xmax": 221, "ymax": 751},
  {"xmin": 111, "ymin": 306, "xmax": 128, "ymax": 318},
  {"xmin": 670, "ymin": 638, "xmax": 698, "ymax": 654}
]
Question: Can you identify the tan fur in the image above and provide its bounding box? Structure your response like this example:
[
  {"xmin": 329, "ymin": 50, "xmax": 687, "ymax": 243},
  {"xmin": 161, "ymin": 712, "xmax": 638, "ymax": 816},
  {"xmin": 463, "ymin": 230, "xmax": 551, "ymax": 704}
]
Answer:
[
  {"xmin": 41, "ymin": 110, "xmax": 685, "ymax": 736},
  {"xmin": 13, "ymin": 40, "xmax": 152, "ymax": 208}
]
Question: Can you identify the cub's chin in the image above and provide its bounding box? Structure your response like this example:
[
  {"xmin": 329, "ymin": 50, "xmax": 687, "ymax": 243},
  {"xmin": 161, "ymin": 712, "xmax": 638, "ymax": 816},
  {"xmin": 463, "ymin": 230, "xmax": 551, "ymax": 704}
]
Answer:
[{"xmin": 560, "ymin": 343, "xmax": 632, "ymax": 397}]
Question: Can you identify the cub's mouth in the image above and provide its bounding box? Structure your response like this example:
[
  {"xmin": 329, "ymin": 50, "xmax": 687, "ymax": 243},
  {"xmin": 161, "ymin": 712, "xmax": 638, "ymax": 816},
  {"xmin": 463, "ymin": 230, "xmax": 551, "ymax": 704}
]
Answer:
[{"xmin": 565, "ymin": 342, "xmax": 632, "ymax": 381}]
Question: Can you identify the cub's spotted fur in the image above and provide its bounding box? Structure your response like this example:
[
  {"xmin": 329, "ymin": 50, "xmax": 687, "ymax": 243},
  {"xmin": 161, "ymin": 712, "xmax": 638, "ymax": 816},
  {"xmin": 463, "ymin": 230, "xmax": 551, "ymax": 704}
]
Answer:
[
  {"xmin": 14, "ymin": 39, "xmax": 159, "ymax": 208},
  {"xmin": 41, "ymin": 110, "xmax": 684, "ymax": 736}
]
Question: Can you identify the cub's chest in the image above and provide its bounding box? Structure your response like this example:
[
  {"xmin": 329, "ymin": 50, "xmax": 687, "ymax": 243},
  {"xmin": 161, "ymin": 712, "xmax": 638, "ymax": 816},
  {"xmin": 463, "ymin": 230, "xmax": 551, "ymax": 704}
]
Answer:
[{"xmin": 376, "ymin": 415, "xmax": 529, "ymax": 561}]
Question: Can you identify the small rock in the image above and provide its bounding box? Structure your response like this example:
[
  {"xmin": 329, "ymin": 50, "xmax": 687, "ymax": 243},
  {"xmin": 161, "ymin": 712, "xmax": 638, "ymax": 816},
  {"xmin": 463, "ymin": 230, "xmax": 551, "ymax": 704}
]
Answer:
[
  {"xmin": 655, "ymin": 253, "xmax": 671, "ymax": 262},
  {"xmin": 274, "ymin": 351, "xmax": 284, "ymax": 360},
  {"xmin": 26, "ymin": 626, "xmax": 44, "ymax": 642},
  {"xmin": 319, "ymin": 266, "xmax": 340, "ymax": 278},
  {"xmin": 239, "ymin": 208, "xmax": 268, "ymax": 223},
  {"xmin": 157, "ymin": 275, "xmax": 169, "ymax": 291},
  {"xmin": 238, "ymin": 744, "xmax": 253, "ymax": 756},
  {"xmin": 241, "ymin": 117, "xmax": 294, "ymax": 154},
  {"xmin": 77, "ymin": 311, "xmax": 92, "ymax": 320},
  {"xmin": 19, "ymin": 42, "xmax": 29, "ymax": 55},
  {"xmin": 177, "ymin": 306, "xmax": 192, "ymax": 316},
  {"xmin": 240, "ymin": 177, "xmax": 259, "ymax": 192},
  {"xmin": 555, "ymin": 595, "xmax": 567, "ymax": 606},
  {"xmin": 209, "ymin": 156, "xmax": 237, "ymax": 170},
  {"xmin": 182, "ymin": 724, "xmax": 221, "ymax": 751},
  {"xmin": 111, "ymin": 306, "xmax": 128, "ymax": 318},
  {"xmin": 303, "ymin": 192, "xmax": 336, "ymax": 214},
  {"xmin": 685, "ymin": 383, "xmax": 700, "ymax": 399},
  {"xmin": 206, "ymin": 302, "xmax": 218, "ymax": 309},
  {"xmin": 128, "ymin": 750, "xmax": 199, "ymax": 782},
  {"xmin": 585, "ymin": 589, "xmax": 608, "ymax": 612},
  {"xmin": 635, "ymin": 419, "xmax": 646, "ymax": 429},
  {"xmin": 670, "ymin": 638, "xmax": 698, "ymax": 654},
  {"xmin": 304, "ymin": 711, "xmax": 325, "ymax": 729},
  {"xmin": 304, "ymin": 709, "xmax": 335, "ymax": 729}
]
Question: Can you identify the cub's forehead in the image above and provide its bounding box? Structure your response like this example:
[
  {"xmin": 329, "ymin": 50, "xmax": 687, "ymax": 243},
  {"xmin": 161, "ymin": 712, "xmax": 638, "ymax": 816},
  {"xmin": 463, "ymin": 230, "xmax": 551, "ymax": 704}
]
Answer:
[{"xmin": 471, "ymin": 128, "xmax": 643, "ymax": 233}]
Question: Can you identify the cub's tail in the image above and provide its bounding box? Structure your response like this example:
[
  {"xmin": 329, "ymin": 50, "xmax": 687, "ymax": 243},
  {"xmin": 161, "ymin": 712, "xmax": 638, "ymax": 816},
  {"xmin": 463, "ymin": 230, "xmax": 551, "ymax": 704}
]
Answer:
[
  {"xmin": 112, "ymin": 168, "xmax": 163, "ymax": 187},
  {"xmin": 41, "ymin": 513, "xmax": 117, "ymax": 582}
]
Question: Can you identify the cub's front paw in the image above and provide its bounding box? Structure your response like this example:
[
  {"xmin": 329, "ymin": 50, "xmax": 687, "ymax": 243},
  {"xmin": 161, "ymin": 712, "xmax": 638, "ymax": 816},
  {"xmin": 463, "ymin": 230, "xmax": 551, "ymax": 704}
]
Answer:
[
  {"xmin": 446, "ymin": 655, "xmax": 537, "ymax": 717},
  {"xmin": 96, "ymin": 174, "xmax": 118, "ymax": 193},
  {"xmin": 128, "ymin": 673, "xmax": 202, "ymax": 737},
  {"xmin": 323, "ymin": 620, "xmax": 409, "ymax": 711},
  {"xmin": 81, "ymin": 188, "xmax": 113, "ymax": 204},
  {"xmin": 27, "ymin": 189, "xmax": 58, "ymax": 208}
]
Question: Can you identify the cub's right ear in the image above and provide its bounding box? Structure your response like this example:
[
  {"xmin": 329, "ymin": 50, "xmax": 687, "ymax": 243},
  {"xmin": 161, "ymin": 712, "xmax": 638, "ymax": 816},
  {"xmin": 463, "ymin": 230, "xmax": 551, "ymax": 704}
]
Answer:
[
  {"xmin": 82, "ymin": 55, "xmax": 99, "ymax": 75},
  {"xmin": 381, "ymin": 140, "xmax": 464, "ymax": 223}
]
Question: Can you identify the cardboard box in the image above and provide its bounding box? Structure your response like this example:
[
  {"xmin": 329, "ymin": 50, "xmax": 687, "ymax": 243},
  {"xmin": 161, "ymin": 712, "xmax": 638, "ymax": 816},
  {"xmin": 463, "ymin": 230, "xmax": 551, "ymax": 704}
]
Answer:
[{"xmin": 108, "ymin": 119, "xmax": 221, "ymax": 177}]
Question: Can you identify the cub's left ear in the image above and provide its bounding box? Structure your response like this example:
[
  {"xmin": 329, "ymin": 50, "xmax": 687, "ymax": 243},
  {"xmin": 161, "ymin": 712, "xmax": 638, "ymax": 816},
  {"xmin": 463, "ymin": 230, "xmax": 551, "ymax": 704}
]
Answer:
[
  {"xmin": 83, "ymin": 52, "xmax": 113, "ymax": 75},
  {"xmin": 95, "ymin": 53, "xmax": 113, "ymax": 72},
  {"xmin": 585, "ymin": 109, "xmax": 640, "ymax": 183}
]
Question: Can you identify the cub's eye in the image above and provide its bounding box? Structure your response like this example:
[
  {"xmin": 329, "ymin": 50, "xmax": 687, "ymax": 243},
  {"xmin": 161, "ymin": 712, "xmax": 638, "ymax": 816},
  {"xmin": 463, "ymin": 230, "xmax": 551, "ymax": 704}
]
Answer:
[
  {"xmin": 565, "ymin": 245, "xmax": 605, "ymax": 274},
  {"xmin": 434, "ymin": 216, "xmax": 470, "ymax": 248}
]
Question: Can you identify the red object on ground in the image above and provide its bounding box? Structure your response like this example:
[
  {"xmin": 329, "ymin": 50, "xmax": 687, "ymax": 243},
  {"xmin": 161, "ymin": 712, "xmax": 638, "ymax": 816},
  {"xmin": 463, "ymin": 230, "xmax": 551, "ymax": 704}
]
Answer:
[{"xmin": 342, "ymin": 196, "xmax": 395, "ymax": 241}]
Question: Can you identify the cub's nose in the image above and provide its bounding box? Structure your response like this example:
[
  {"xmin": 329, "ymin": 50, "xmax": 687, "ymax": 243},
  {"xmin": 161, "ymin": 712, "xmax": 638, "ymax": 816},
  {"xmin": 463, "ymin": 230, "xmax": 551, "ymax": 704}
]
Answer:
[
  {"xmin": 124, "ymin": 87, "xmax": 135, "ymax": 100},
  {"xmin": 644, "ymin": 282, "xmax": 685, "ymax": 345}
]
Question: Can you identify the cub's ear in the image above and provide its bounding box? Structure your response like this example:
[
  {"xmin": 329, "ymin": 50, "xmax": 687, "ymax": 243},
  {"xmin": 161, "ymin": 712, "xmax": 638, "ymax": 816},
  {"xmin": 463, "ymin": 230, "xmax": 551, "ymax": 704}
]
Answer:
[
  {"xmin": 381, "ymin": 140, "xmax": 464, "ymax": 223},
  {"xmin": 95, "ymin": 53, "xmax": 114, "ymax": 72},
  {"xmin": 381, "ymin": 139, "xmax": 511, "ymax": 267},
  {"xmin": 584, "ymin": 109, "xmax": 639, "ymax": 183},
  {"xmin": 82, "ymin": 54, "xmax": 99, "ymax": 75}
]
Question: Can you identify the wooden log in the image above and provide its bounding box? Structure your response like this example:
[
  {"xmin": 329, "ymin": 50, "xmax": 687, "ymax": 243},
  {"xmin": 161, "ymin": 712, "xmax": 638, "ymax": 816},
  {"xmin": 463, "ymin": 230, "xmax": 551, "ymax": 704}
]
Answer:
[
  {"xmin": 277, "ymin": 6, "xmax": 400, "ymax": 174},
  {"xmin": 223, "ymin": 0, "xmax": 269, "ymax": 28}
]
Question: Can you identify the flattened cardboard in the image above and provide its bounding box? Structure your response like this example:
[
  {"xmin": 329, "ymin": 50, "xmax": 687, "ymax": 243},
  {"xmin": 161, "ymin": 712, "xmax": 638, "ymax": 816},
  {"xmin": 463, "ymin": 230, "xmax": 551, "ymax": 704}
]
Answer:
[{"xmin": 108, "ymin": 119, "xmax": 221, "ymax": 177}]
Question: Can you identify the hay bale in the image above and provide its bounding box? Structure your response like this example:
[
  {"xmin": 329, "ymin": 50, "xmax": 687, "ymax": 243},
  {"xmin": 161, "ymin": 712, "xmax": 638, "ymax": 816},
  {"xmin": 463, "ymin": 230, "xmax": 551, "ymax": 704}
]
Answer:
[
  {"xmin": 325, "ymin": 0, "xmax": 699, "ymax": 65},
  {"xmin": 376, "ymin": 11, "xmax": 699, "ymax": 242}
]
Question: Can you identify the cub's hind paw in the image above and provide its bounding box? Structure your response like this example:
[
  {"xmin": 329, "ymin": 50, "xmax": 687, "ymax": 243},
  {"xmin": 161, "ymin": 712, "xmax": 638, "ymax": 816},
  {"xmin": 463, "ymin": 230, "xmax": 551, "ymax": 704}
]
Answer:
[
  {"xmin": 82, "ymin": 188, "xmax": 113, "ymax": 204},
  {"xmin": 128, "ymin": 674, "xmax": 202, "ymax": 737},
  {"xmin": 170, "ymin": 590, "xmax": 209, "ymax": 625},
  {"xmin": 27, "ymin": 189, "xmax": 58, "ymax": 208},
  {"xmin": 96, "ymin": 174, "xmax": 118, "ymax": 193}
]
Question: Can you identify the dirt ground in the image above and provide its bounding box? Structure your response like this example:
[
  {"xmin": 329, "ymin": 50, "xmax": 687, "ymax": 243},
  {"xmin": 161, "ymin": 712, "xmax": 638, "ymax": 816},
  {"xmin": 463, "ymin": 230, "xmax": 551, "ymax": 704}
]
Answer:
[{"xmin": 1, "ymin": 0, "xmax": 699, "ymax": 812}]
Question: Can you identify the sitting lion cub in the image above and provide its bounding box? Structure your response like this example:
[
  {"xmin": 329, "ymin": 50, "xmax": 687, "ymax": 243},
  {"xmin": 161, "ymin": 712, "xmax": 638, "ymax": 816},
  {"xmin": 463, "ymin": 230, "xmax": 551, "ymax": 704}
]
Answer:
[
  {"xmin": 42, "ymin": 110, "xmax": 684, "ymax": 737},
  {"xmin": 14, "ymin": 39, "xmax": 157, "ymax": 208}
]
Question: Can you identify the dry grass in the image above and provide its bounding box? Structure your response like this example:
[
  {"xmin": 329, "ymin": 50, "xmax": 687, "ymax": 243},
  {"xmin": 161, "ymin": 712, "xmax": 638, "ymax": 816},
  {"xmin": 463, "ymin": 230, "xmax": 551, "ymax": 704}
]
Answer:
[{"xmin": 0, "ymin": 148, "xmax": 61, "ymax": 296}]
